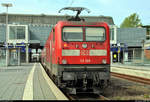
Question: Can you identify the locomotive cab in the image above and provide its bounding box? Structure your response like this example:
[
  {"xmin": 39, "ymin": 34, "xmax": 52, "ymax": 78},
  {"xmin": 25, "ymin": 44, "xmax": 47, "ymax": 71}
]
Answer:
[{"xmin": 54, "ymin": 21, "xmax": 110, "ymax": 94}]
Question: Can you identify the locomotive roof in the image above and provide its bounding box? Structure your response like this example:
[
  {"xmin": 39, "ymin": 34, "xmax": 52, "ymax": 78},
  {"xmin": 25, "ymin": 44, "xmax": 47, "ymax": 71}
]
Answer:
[{"xmin": 56, "ymin": 21, "xmax": 109, "ymax": 26}]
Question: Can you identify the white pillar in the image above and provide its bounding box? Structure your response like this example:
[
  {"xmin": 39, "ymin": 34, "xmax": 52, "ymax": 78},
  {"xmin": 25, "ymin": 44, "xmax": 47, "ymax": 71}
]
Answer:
[
  {"xmin": 26, "ymin": 44, "xmax": 29, "ymax": 63},
  {"xmin": 5, "ymin": 6, "xmax": 9, "ymax": 67},
  {"xmin": 6, "ymin": 48, "xmax": 9, "ymax": 66},
  {"xmin": 18, "ymin": 48, "xmax": 21, "ymax": 66}
]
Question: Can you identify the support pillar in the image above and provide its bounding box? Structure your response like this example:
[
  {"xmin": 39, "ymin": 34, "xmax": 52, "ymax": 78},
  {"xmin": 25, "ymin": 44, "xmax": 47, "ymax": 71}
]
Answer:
[
  {"xmin": 18, "ymin": 48, "xmax": 21, "ymax": 66},
  {"xmin": 6, "ymin": 48, "xmax": 9, "ymax": 67},
  {"xmin": 26, "ymin": 44, "xmax": 29, "ymax": 63}
]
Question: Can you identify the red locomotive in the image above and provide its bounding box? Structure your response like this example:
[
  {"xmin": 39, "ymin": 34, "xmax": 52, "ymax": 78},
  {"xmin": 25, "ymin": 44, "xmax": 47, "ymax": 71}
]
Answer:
[{"xmin": 41, "ymin": 7, "xmax": 110, "ymax": 94}]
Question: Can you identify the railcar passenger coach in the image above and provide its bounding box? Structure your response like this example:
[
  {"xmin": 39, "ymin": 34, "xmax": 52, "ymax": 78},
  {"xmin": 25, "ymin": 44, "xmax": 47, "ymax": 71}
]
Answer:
[{"xmin": 41, "ymin": 7, "xmax": 110, "ymax": 94}]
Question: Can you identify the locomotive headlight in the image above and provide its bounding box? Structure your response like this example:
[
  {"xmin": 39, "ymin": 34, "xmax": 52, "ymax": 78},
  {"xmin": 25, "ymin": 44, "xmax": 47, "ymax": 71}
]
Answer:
[
  {"xmin": 62, "ymin": 59, "xmax": 67, "ymax": 64},
  {"xmin": 64, "ymin": 43, "xmax": 67, "ymax": 47},
  {"xmin": 102, "ymin": 59, "xmax": 107, "ymax": 64}
]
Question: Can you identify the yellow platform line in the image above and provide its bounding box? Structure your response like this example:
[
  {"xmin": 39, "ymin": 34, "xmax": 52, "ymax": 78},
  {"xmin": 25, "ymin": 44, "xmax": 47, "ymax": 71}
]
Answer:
[
  {"xmin": 23, "ymin": 63, "xmax": 36, "ymax": 100},
  {"xmin": 39, "ymin": 63, "xmax": 68, "ymax": 100}
]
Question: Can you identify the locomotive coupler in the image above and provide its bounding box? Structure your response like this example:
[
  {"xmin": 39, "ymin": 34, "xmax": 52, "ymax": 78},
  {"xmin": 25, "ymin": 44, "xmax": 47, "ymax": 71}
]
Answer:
[{"xmin": 82, "ymin": 73, "xmax": 87, "ymax": 91}]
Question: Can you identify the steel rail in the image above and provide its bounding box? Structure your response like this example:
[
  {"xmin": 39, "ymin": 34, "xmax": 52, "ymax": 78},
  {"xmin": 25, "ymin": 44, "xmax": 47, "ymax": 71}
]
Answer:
[
  {"xmin": 99, "ymin": 95, "xmax": 110, "ymax": 100},
  {"xmin": 111, "ymin": 72, "xmax": 150, "ymax": 85},
  {"xmin": 66, "ymin": 93, "xmax": 109, "ymax": 100}
]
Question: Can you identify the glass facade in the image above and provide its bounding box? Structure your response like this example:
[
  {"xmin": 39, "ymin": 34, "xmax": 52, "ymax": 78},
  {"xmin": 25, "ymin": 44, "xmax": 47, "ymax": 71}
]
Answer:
[
  {"xmin": 9, "ymin": 26, "xmax": 25, "ymax": 40},
  {"xmin": 0, "ymin": 48, "xmax": 6, "ymax": 67}
]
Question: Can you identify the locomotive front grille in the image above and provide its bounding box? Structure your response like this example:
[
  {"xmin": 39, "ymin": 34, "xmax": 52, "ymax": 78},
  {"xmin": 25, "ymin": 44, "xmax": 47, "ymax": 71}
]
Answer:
[{"xmin": 62, "ymin": 70, "xmax": 110, "ymax": 80}]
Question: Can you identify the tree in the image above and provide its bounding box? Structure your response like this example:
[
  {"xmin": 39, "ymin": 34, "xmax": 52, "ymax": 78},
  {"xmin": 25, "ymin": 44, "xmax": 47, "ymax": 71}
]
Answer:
[{"xmin": 120, "ymin": 13, "xmax": 142, "ymax": 28}]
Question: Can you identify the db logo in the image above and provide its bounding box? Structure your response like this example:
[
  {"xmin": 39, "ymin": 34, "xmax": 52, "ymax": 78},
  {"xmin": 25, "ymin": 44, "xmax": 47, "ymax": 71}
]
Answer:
[{"xmin": 80, "ymin": 50, "xmax": 89, "ymax": 56}]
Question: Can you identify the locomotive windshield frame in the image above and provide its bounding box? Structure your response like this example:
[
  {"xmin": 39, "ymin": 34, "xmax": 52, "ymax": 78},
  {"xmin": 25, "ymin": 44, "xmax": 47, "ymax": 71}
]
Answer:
[{"xmin": 62, "ymin": 26, "xmax": 106, "ymax": 42}]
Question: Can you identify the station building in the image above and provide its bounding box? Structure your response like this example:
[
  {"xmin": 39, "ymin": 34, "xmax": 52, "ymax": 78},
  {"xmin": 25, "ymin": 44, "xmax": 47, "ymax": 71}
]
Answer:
[
  {"xmin": 0, "ymin": 13, "xmax": 148, "ymax": 66},
  {"xmin": 112, "ymin": 27, "xmax": 147, "ymax": 63}
]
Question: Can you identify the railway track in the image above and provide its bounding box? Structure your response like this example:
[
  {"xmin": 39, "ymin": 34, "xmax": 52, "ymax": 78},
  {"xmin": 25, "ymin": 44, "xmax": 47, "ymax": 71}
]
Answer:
[
  {"xmin": 66, "ymin": 93, "xmax": 109, "ymax": 100},
  {"xmin": 111, "ymin": 72, "xmax": 150, "ymax": 85}
]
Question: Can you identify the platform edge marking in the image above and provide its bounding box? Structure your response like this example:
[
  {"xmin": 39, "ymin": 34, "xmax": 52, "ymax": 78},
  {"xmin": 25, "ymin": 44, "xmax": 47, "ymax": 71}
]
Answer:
[
  {"xmin": 39, "ymin": 63, "xmax": 68, "ymax": 100},
  {"xmin": 22, "ymin": 63, "xmax": 36, "ymax": 100}
]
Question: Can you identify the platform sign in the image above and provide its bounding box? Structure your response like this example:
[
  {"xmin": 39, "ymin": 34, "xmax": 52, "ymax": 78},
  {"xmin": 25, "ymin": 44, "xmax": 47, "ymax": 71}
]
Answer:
[
  {"xmin": 20, "ymin": 42, "xmax": 25, "ymax": 45},
  {"xmin": 110, "ymin": 47, "xmax": 118, "ymax": 52}
]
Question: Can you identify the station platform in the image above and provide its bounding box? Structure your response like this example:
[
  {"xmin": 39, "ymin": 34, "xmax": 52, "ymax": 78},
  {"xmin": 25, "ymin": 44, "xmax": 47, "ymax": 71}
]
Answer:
[
  {"xmin": 111, "ymin": 63, "xmax": 150, "ymax": 79},
  {"xmin": 0, "ymin": 63, "xmax": 68, "ymax": 100}
]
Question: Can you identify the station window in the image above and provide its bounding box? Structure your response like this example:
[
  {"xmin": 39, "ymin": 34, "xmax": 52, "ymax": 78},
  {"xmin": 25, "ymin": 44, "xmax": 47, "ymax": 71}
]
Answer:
[{"xmin": 9, "ymin": 26, "xmax": 25, "ymax": 40}]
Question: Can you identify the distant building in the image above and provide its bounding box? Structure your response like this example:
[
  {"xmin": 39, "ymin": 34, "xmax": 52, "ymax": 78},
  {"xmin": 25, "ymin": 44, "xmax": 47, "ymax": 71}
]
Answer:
[{"xmin": 111, "ymin": 27, "xmax": 146, "ymax": 63}]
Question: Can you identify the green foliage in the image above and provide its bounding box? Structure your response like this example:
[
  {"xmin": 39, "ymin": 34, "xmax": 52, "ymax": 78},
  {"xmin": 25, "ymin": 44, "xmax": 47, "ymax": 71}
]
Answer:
[{"xmin": 120, "ymin": 13, "xmax": 142, "ymax": 28}]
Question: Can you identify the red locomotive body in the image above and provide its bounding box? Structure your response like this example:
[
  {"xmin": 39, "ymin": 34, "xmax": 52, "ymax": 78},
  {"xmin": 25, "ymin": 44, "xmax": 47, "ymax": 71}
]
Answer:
[{"xmin": 41, "ymin": 21, "xmax": 110, "ymax": 94}]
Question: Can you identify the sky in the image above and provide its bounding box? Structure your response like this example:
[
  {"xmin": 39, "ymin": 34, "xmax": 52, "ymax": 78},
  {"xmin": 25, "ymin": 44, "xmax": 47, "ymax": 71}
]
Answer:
[{"xmin": 0, "ymin": 0, "xmax": 150, "ymax": 26}]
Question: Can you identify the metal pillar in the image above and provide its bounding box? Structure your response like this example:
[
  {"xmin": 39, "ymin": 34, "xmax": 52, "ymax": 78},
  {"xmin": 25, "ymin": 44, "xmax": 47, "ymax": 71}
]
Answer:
[
  {"xmin": 6, "ymin": 48, "xmax": 9, "ymax": 66},
  {"xmin": 5, "ymin": 7, "xmax": 9, "ymax": 67},
  {"xmin": 2, "ymin": 3, "xmax": 12, "ymax": 67},
  {"xmin": 18, "ymin": 48, "xmax": 21, "ymax": 66},
  {"xmin": 26, "ymin": 44, "xmax": 29, "ymax": 63}
]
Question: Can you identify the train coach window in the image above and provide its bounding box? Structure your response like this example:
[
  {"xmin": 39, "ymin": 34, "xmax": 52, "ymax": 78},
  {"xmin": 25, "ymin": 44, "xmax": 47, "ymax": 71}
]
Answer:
[
  {"xmin": 85, "ymin": 27, "xmax": 105, "ymax": 41},
  {"xmin": 63, "ymin": 27, "xmax": 83, "ymax": 41}
]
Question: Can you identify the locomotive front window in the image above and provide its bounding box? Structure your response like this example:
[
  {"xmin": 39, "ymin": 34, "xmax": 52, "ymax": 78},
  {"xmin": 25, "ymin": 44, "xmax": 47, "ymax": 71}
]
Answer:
[
  {"xmin": 63, "ymin": 27, "xmax": 83, "ymax": 41},
  {"xmin": 85, "ymin": 27, "xmax": 105, "ymax": 41}
]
